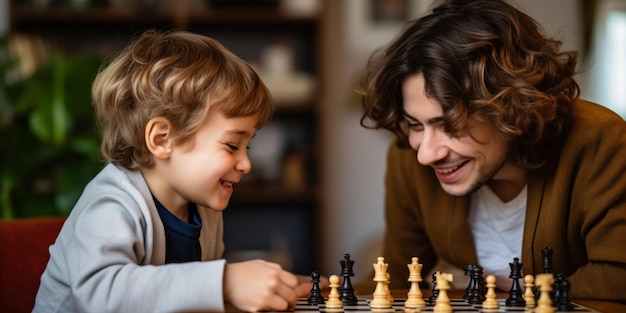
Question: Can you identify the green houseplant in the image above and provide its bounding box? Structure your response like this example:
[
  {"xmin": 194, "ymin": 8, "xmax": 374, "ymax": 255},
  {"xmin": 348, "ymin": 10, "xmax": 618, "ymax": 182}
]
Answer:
[{"xmin": 0, "ymin": 36, "xmax": 104, "ymax": 219}]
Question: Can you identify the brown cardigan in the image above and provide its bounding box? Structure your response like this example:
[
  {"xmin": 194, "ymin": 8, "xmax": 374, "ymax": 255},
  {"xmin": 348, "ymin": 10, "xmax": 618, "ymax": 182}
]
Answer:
[{"xmin": 381, "ymin": 99, "xmax": 626, "ymax": 302}]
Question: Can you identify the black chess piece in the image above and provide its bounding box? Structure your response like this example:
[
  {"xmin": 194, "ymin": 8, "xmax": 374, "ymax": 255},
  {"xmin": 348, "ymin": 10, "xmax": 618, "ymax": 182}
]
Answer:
[
  {"xmin": 505, "ymin": 257, "xmax": 526, "ymax": 307},
  {"xmin": 542, "ymin": 246, "xmax": 554, "ymax": 274},
  {"xmin": 339, "ymin": 253, "xmax": 358, "ymax": 305},
  {"xmin": 467, "ymin": 265, "xmax": 486, "ymax": 304},
  {"xmin": 307, "ymin": 271, "xmax": 325, "ymax": 305},
  {"xmin": 479, "ymin": 272, "xmax": 487, "ymax": 298},
  {"xmin": 536, "ymin": 246, "xmax": 554, "ymax": 300},
  {"xmin": 556, "ymin": 277, "xmax": 574, "ymax": 311},
  {"xmin": 463, "ymin": 264, "xmax": 475, "ymax": 300},
  {"xmin": 553, "ymin": 273, "xmax": 564, "ymax": 303},
  {"xmin": 427, "ymin": 271, "xmax": 439, "ymax": 304}
]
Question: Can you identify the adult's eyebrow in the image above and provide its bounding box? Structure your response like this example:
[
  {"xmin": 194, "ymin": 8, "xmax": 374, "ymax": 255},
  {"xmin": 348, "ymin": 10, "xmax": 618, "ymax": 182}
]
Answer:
[{"xmin": 403, "ymin": 111, "xmax": 444, "ymax": 124}]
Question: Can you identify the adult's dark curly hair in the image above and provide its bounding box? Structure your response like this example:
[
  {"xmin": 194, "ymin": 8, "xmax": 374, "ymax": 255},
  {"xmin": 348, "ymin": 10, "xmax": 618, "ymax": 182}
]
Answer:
[{"xmin": 359, "ymin": 0, "xmax": 579, "ymax": 169}]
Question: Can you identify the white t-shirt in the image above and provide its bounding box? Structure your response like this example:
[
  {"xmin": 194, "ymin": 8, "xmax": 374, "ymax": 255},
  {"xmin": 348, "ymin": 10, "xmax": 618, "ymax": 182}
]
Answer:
[{"xmin": 468, "ymin": 184, "xmax": 527, "ymax": 290}]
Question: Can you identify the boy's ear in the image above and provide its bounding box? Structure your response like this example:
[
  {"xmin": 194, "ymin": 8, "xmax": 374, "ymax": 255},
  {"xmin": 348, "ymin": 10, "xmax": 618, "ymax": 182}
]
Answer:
[{"xmin": 145, "ymin": 117, "xmax": 174, "ymax": 160}]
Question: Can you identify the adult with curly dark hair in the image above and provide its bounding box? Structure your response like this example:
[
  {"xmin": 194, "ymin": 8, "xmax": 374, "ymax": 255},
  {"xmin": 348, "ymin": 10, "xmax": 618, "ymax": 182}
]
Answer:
[{"xmin": 360, "ymin": 0, "xmax": 626, "ymax": 302}]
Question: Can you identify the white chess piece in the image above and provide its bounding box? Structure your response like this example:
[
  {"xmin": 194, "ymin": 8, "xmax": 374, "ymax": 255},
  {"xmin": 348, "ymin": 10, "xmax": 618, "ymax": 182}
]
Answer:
[
  {"xmin": 524, "ymin": 274, "xmax": 536, "ymax": 308},
  {"xmin": 370, "ymin": 257, "xmax": 392, "ymax": 309},
  {"xmin": 535, "ymin": 273, "xmax": 555, "ymax": 313},
  {"xmin": 482, "ymin": 274, "xmax": 499, "ymax": 309},
  {"xmin": 325, "ymin": 275, "xmax": 343, "ymax": 309},
  {"xmin": 433, "ymin": 271, "xmax": 453, "ymax": 313},
  {"xmin": 404, "ymin": 257, "xmax": 426, "ymax": 309},
  {"xmin": 385, "ymin": 272, "xmax": 394, "ymax": 302}
]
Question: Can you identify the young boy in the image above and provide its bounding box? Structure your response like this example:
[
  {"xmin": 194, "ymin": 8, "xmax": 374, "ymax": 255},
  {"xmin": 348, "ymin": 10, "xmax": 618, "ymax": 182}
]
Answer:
[{"xmin": 34, "ymin": 30, "xmax": 311, "ymax": 312}]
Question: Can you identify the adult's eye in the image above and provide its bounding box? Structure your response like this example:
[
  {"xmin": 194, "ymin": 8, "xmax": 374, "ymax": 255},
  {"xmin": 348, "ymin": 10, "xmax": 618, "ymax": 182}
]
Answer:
[{"xmin": 407, "ymin": 123, "xmax": 424, "ymax": 132}]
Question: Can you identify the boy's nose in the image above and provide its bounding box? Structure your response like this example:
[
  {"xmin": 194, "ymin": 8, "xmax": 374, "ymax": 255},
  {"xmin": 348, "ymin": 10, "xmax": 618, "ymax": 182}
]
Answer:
[{"xmin": 236, "ymin": 154, "xmax": 252, "ymax": 174}]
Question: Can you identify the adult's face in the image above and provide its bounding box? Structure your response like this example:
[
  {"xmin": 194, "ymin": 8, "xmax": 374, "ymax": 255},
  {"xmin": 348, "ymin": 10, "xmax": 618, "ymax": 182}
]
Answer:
[{"xmin": 401, "ymin": 74, "xmax": 512, "ymax": 197}]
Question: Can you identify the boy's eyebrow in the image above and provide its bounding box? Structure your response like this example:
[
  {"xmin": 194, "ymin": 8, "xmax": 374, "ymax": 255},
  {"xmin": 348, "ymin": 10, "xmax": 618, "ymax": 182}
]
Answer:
[
  {"xmin": 224, "ymin": 129, "xmax": 251, "ymax": 135},
  {"xmin": 223, "ymin": 130, "xmax": 256, "ymax": 139}
]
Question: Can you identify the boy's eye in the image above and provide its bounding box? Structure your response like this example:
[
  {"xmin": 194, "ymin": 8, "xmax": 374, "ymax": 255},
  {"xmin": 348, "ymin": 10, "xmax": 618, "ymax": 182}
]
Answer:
[{"xmin": 226, "ymin": 144, "xmax": 239, "ymax": 151}]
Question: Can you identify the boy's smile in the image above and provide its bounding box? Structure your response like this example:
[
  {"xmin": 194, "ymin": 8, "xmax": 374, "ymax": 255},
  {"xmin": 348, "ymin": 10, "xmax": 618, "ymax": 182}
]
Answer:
[{"xmin": 143, "ymin": 110, "xmax": 259, "ymax": 221}]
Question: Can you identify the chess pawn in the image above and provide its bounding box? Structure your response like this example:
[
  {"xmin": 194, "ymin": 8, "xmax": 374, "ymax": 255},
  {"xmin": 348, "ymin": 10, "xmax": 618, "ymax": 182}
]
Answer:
[
  {"xmin": 370, "ymin": 257, "xmax": 392, "ymax": 309},
  {"xmin": 482, "ymin": 275, "xmax": 499, "ymax": 310},
  {"xmin": 405, "ymin": 257, "xmax": 426, "ymax": 309},
  {"xmin": 325, "ymin": 275, "xmax": 343, "ymax": 309},
  {"xmin": 523, "ymin": 274, "xmax": 536, "ymax": 308},
  {"xmin": 433, "ymin": 271, "xmax": 453, "ymax": 313},
  {"xmin": 307, "ymin": 271, "xmax": 325, "ymax": 305},
  {"xmin": 535, "ymin": 273, "xmax": 555, "ymax": 313}
]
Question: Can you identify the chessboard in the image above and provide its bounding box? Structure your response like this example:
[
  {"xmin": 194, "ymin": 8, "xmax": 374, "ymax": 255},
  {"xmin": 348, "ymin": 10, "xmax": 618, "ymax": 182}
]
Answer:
[
  {"xmin": 287, "ymin": 251, "xmax": 605, "ymax": 313},
  {"xmin": 278, "ymin": 298, "xmax": 601, "ymax": 312}
]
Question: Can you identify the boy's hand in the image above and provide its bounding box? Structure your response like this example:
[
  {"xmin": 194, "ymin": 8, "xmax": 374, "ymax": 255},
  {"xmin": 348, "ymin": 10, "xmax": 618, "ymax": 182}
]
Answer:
[{"xmin": 224, "ymin": 260, "xmax": 298, "ymax": 312}]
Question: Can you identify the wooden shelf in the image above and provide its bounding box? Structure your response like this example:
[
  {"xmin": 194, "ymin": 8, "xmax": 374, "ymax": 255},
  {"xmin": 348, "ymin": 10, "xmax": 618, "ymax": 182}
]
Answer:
[{"xmin": 10, "ymin": 7, "xmax": 318, "ymax": 28}]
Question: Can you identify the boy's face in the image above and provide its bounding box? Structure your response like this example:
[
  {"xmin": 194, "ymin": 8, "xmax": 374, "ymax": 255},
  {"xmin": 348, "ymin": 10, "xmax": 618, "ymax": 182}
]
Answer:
[
  {"xmin": 154, "ymin": 110, "xmax": 258, "ymax": 214},
  {"xmin": 401, "ymin": 74, "xmax": 512, "ymax": 197}
]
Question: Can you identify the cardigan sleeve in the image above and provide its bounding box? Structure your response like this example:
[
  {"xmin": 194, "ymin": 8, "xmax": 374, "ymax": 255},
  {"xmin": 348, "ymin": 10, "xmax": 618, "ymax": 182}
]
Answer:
[
  {"xmin": 528, "ymin": 101, "xmax": 626, "ymax": 303},
  {"xmin": 565, "ymin": 104, "xmax": 626, "ymax": 302}
]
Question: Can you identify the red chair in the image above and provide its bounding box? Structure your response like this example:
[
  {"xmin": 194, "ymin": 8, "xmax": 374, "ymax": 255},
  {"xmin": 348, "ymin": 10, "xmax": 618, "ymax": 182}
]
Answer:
[{"xmin": 0, "ymin": 217, "xmax": 65, "ymax": 313}]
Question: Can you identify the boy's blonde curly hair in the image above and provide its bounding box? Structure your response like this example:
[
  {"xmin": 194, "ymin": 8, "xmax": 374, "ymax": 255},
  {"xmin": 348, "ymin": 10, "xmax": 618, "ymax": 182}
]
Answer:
[{"xmin": 92, "ymin": 30, "xmax": 274, "ymax": 169}]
